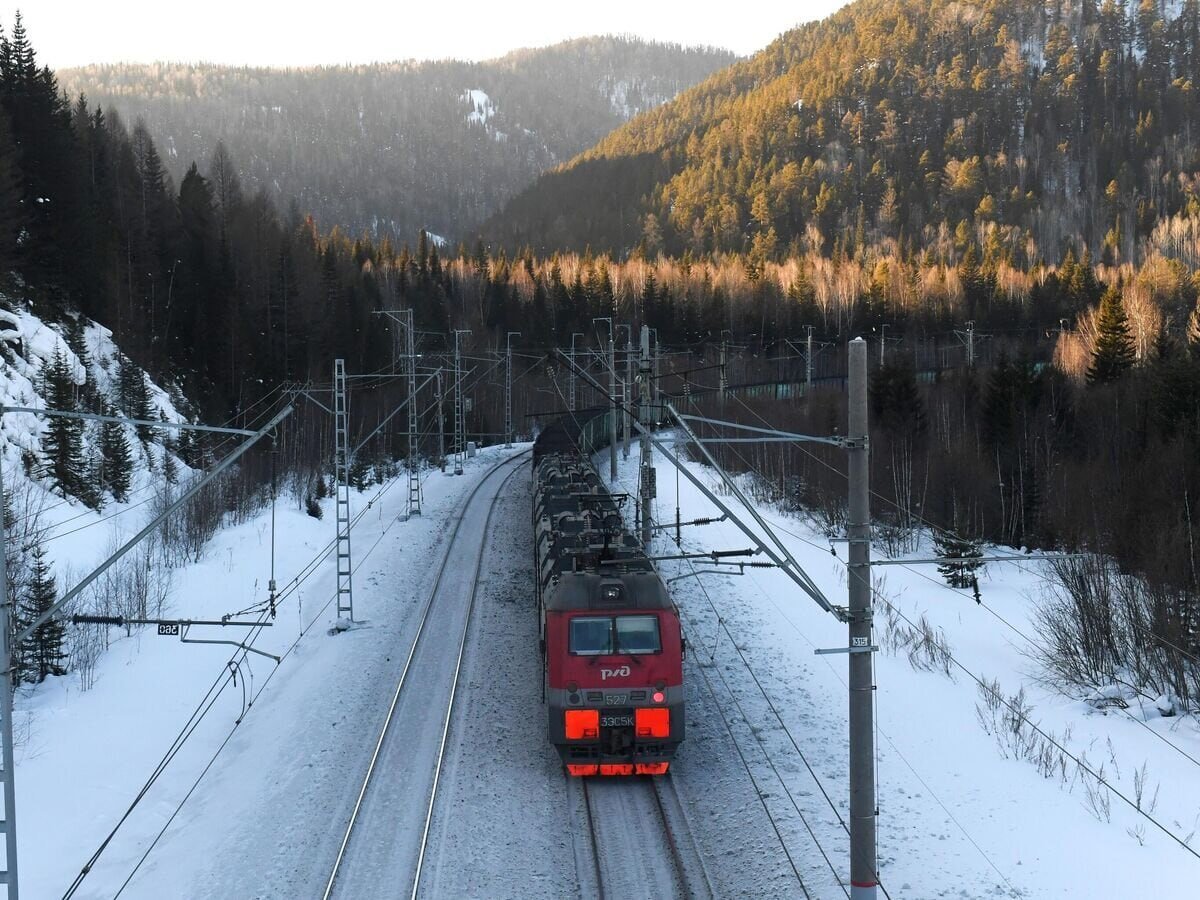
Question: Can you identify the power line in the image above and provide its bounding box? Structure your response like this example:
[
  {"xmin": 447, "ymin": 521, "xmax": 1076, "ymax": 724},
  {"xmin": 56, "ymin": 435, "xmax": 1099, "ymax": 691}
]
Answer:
[
  {"xmin": 875, "ymin": 589, "xmax": 1200, "ymax": 863},
  {"xmin": 64, "ymin": 453, "xmax": 420, "ymax": 896}
]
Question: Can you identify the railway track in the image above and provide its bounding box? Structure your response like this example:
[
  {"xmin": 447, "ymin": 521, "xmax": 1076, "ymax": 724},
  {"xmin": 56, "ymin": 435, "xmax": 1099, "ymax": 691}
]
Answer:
[
  {"xmin": 322, "ymin": 451, "xmax": 529, "ymax": 900},
  {"xmin": 570, "ymin": 774, "xmax": 715, "ymax": 900}
]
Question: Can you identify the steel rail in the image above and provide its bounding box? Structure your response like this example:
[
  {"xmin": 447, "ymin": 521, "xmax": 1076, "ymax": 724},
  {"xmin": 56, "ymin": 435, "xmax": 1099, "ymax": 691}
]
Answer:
[
  {"xmin": 408, "ymin": 459, "xmax": 527, "ymax": 899},
  {"xmin": 321, "ymin": 450, "xmax": 530, "ymax": 900},
  {"xmin": 578, "ymin": 775, "xmax": 707, "ymax": 900},
  {"xmin": 651, "ymin": 775, "xmax": 716, "ymax": 900},
  {"xmin": 579, "ymin": 780, "xmax": 608, "ymax": 900}
]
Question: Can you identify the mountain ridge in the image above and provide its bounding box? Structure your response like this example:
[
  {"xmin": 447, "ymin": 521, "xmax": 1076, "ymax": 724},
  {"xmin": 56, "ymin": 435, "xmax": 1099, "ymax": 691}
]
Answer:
[
  {"xmin": 59, "ymin": 36, "xmax": 738, "ymax": 243},
  {"xmin": 487, "ymin": 0, "xmax": 1200, "ymax": 265}
]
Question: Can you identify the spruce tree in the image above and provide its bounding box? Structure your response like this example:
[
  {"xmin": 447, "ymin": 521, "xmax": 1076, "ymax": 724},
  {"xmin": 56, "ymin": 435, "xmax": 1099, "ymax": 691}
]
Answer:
[
  {"xmin": 161, "ymin": 439, "xmax": 179, "ymax": 484},
  {"xmin": 21, "ymin": 542, "xmax": 65, "ymax": 682},
  {"xmin": 117, "ymin": 356, "xmax": 154, "ymax": 441},
  {"xmin": 934, "ymin": 529, "xmax": 984, "ymax": 589},
  {"xmin": 1088, "ymin": 285, "xmax": 1136, "ymax": 384},
  {"xmin": 3, "ymin": 488, "xmax": 30, "ymax": 686},
  {"xmin": 99, "ymin": 408, "xmax": 133, "ymax": 502},
  {"xmin": 41, "ymin": 347, "xmax": 88, "ymax": 502}
]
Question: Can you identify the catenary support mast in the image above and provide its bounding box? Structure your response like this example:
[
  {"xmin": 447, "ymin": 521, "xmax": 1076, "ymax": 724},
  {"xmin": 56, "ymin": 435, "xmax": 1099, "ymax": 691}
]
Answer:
[
  {"xmin": 453, "ymin": 330, "xmax": 470, "ymax": 475},
  {"xmin": 334, "ymin": 359, "xmax": 354, "ymax": 618},
  {"xmin": 506, "ymin": 331, "xmax": 520, "ymax": 448},
  {"xmin": 638, "ymin": 325, "xmax": 654, "ymax": 545},
  {"xmin": 847, "ymin": 337, "xmax": 877, "ymax": 899}
]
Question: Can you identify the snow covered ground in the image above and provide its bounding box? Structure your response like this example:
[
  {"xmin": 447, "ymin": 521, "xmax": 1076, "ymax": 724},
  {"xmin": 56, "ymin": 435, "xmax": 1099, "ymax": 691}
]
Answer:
[
  {"xmin": 616, "ymin": 434, "xmax": 1200, "ymax": 898},
  {"xmin": 20, "ymin": 418, "xmax": 1200, "ymax": 899},
  {"xmin": 15, "ymin": 447, "xmax": 522, "ymax": 898}
]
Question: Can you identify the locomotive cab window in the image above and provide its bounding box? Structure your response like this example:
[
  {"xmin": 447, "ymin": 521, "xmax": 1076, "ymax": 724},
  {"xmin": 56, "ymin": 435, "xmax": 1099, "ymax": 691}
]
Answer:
[
  {"xmin": 568, "ymin": 615, "xmax": 661, "ymax": 655},
  {"xmin": 615, "ymin": 615, "xmax": 660, "ymax": 654},
  {"xmin": 569, "ymin": 616, "xmax": 613, "ymax": 655}
]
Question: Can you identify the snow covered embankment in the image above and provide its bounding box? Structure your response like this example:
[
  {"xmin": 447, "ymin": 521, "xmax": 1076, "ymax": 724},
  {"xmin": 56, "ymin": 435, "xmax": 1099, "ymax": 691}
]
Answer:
[{"xmin": 611, "ymin": 438, "xmax": 1200, "ymax": 899}]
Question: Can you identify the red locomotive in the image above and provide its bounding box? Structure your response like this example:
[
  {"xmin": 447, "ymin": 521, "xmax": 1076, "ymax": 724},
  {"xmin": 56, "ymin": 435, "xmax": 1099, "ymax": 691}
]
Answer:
[{"xmin": 534, "ymin": 413, "xmax": 685, "ymax": 776}]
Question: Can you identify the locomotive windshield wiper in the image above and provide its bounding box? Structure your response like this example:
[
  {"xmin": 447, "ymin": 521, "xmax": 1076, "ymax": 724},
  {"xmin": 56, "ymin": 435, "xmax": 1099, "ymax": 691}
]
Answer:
[{"xmin": 612, "ymin": 634, "xmax": 643, "ymax": 665}]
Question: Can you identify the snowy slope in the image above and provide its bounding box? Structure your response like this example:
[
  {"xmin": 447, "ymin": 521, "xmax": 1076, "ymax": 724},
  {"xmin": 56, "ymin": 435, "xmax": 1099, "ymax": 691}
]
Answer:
[{"xmin": 0, "ymin": 308, "xmax": 184, "ymax": 486}]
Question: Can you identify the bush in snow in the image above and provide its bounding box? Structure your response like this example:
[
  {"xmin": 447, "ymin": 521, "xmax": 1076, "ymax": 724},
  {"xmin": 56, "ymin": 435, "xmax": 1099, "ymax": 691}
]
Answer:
[{"xmin": 1034, "ymin": 555, "xmax": 1200, "ymax": 712}]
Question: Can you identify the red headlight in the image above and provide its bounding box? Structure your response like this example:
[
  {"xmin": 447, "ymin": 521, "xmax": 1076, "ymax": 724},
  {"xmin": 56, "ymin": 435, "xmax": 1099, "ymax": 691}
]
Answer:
[
  {"xmin": 565, "ymin": 709, "xmax": 599, "ymax": 739},
  {"xmin": 635, "ymin": 707, "xmax": 670, "ymax": 738}
]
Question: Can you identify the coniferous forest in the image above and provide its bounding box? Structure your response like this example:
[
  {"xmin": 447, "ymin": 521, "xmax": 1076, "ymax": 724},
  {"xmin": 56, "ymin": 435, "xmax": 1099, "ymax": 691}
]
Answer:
[{"xmin": 7, "ymin": 1, "xmax": 1200, "ymax": 687}]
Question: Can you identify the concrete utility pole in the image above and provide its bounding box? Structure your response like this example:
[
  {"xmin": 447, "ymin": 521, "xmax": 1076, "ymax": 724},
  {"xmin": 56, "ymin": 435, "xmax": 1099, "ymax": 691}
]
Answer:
[
  {"xmin": 879, "ymin": 323, "xmax": 888, "ymax": 366},
  {"xmin": 846, "ymin": 338, "xmax": 877, "ymax": 900},
  {"xmin": 806, "ymin": 325, "xmax": 814, "ymax": 392},
  {"xmin": 638, "ymin": 325, "xmax": 654, "ymax": 545},
  {"xmin": 569, "ymin": 333, "xmax": 583, "ymax": 413},
  {"xmin": 505, "ymin": 331, "xmax": 520, "ymax": 448},
  {"xmin": 967, "ymin": 320, "xmax": 975, "ymax": 368},
  {"xmin": 593, "ymin": 317, "xmax": 617, "ymax": 481},
  {"xmin": 453, "ymin": 330, "xmax": 471, "ymax": 475}
]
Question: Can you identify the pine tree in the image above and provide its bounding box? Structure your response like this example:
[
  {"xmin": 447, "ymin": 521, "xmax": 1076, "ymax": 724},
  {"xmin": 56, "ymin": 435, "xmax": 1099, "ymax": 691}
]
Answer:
[
  {"xmin": 21, "ymin": 542, "xmax": 65, "ymax": 682},
  {"xmin": 1088, "ymin": 285, "xmax": 1137, "ymax": 384},
  {"xmin": 934, "ymin": 529, "xmax": 984, "ymax": 590}
]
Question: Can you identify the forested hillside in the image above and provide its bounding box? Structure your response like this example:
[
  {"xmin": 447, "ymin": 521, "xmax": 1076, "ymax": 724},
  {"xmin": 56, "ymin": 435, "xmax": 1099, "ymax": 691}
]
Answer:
[
  {"xmin": 59, "ymin": 38, "xmax": 735, "ymax": 243},
  {"xmin": 492, "ymin": 0, "xmax": 1200, "ymax": 265}
]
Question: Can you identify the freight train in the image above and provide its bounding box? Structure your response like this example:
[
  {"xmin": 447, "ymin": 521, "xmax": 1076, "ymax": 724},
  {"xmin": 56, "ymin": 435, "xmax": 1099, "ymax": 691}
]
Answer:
[{"xmin": 533, "ymin": 410, "xmax": 684, "ymax": 776}]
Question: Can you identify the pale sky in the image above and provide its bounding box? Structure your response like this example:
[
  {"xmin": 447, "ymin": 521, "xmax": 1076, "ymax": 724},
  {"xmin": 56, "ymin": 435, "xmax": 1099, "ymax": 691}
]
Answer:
[{"xmin": 18, "ymin": 1, "xmax": 849, "ymax": 69}]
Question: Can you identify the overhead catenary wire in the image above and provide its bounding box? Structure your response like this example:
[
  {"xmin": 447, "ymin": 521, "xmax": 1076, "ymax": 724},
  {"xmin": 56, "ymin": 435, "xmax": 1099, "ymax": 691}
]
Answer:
[
  {"xmin": 875, "ymin": 588, "xmax": 1200, "ymax": 862},
  {"xmin": 117, "ymin": 451, "xmax": 527, "ymax": 898},
  {"xmin": 675, "ymin": 553, "xmax": 851, "ymax": 898},
  {"xmin": 64, "ymin": 448, "xmax": 426, "ymax": 897},
  {"xmin": 659, "ymin": 417, "xmax": 1035, "ymax": 894},
  {"xmin": 704, "ymin": 416, "xmax": 1200, "ymax": 867},
  {"xmin": 712, "ymin": 391, "xmax": 1200, "ymax": 774},
  {"xmin": 86, "ymin": 340, "xmax": 519, "ymax": 862},
  {"xmin": 605, "ymin": 433, "xmax": 864, "ymax": 896}
]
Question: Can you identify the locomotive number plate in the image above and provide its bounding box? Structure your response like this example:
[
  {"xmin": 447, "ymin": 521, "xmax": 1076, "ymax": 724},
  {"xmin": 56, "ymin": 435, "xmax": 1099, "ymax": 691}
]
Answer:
[
  {"xmin": 600, "ymin": 715, "xmax": 634, "ymax": 728},
  {"xmin": 604, "ymin": 694, "xmax": 627, "ymax": 706}
]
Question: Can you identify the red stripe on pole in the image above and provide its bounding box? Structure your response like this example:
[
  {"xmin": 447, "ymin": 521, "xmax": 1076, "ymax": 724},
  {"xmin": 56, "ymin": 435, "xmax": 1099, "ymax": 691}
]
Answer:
[{"xmin": 851, "ymin": 881, "xmax": 878, "ymax": 888}]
